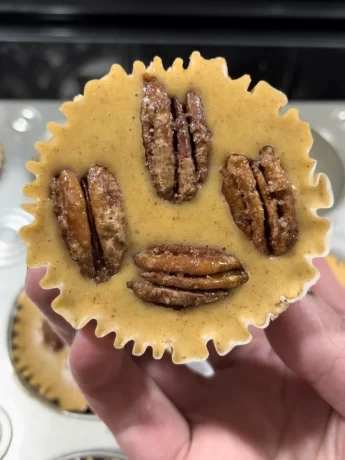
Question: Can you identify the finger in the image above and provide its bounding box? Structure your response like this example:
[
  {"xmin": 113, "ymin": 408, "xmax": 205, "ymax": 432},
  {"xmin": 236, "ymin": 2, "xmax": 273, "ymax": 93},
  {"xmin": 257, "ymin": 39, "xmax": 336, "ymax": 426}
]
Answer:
[
  {"xmin": 312, "ymin": 257, "xmax": 345, "ymax": 316},
  {"xmin": 207, "ymin": 326, "xmax": 273, "ymax": 371},
  {"xmin": 25, "ymin": 268, "xmax": 74, "ymax": 345},
  {"xmin": 209, "ymin": 256, "xmax": 345, "ymax": 371},
  {"xmin": 266, "ymin": 292, "xmax": 345, "ymax": 417},
  {"xmin": 136, "ymin": 352, "xmax": 205, "ymax": 409},
  {"xmin": 69, "ymin": 322, "xmax": 190, "ymax": 460}
]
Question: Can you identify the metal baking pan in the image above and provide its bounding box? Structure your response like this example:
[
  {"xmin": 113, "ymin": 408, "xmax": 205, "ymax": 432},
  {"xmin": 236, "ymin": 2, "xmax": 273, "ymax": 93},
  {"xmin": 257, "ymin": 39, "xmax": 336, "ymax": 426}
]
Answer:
[{"xmin": 0, "ymin": 100, "xmax": 345, "ymax": 460}]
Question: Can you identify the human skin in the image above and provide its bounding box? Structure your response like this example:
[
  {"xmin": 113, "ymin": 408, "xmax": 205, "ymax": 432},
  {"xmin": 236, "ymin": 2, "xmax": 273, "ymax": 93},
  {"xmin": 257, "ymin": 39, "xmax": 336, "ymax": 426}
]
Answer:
[{"xmin": 25, "ymin": 258, "xmax": 345, "ymax": 460}]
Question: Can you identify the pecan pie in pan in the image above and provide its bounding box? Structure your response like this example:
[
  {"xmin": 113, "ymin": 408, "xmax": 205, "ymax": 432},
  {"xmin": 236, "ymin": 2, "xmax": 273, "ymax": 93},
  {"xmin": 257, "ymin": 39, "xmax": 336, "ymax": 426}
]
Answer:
[
  {"xmin": 20, "ymin": 52, "xmax": 332, "ymax": 363},
  {"xmin": 11, "ymin": 290, "xmax": 88, "ymax": 412}
]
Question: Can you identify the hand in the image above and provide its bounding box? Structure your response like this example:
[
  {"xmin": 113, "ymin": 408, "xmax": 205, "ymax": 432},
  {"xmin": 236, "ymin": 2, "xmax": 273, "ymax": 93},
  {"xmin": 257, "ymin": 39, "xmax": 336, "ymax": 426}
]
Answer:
[{"xmin": 25, "ymin": 259, "xmax": 345, "ymax": 460}]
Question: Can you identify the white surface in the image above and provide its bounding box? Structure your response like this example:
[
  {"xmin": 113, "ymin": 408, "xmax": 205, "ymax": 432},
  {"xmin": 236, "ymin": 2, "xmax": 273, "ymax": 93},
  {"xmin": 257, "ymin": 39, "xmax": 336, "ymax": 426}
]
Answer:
[{"xmin": 0, "ymin": 100, "xmax": 345, "ymax": 460}]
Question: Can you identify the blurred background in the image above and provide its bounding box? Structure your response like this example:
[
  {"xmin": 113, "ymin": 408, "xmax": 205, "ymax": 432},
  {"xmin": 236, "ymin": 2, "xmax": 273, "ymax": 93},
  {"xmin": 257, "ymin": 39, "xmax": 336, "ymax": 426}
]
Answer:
[{"xmin": 1, "ymin": 0, "xmax": 345, "ymax": 101}]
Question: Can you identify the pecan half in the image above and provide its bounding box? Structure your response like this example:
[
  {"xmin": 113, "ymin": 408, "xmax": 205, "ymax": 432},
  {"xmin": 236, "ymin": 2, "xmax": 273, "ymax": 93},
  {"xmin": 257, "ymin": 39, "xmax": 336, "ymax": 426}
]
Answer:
[
  {"xmin": 127, "ymin": 281, "xmax": 228, "ymax": 308},
  {"xmin": 140, "ymin": 77, "xmax": 212, "ymax": 203},
  {"xmin": 133, "ymin": 244, "xmax": 243, "ymax": 275},
  {"xmin": 173, "ymin": 97, "xmax": 198, "ymax": 201},
  {"xmin": 252, "ymin": 146, "xmax": 298, "ymax": 255},
  {"xmin": 140, "ymin": 271, "xmax": 249, "ymax": 290},
  {"xmin": 51, "ymin": 170, "xmax": 95, "ymax": 279},
  {"xmin": 141, "ymin": 77, "xmax": 175, "ymax": 200},
  {"xmin": 221, "ymin": 154, "xmax": 267, "ymax": 254},
  {"xmin": 221, "ymin": 146, "xmax": 298, "ymax": 256},
  {"xmin": 51, "ymin": 165, "xmax": 127, "ymax": 282},
  {"xmin": 42, "ymin": 320, "xmax": 64, "ymax": 352},
  {"xmin": 127, "ymin": 244, "xmax": 248, "ymax": 308}
]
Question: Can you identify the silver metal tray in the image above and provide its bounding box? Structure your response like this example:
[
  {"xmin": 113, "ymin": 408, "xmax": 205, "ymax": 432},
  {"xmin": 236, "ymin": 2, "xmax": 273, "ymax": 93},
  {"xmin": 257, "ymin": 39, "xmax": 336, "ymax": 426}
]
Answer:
[{"xmin": 1, "ymin": 100, "xmax": 345, "ymax": 460}]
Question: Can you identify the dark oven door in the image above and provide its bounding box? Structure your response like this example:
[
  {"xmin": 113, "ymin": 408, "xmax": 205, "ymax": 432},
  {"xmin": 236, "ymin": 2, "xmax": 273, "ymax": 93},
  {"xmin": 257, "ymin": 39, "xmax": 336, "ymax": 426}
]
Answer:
[{"xmin": 0, "ymin": 0, "xmax": 345, "ymax": 100}]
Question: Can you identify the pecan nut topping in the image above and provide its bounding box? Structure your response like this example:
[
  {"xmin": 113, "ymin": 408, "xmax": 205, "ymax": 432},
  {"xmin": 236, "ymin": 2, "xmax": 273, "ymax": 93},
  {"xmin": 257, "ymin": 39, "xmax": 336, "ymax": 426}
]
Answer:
[
  {"xmin": 140, "ymin": 77, "xmax": 212, "ymax": 203},
  {"xmin": 42, "ymin": 320, "xmax": 64, "ymax": 352},
  {"xmin": 51, "ymin": 165, "xmax": 127, "ymax": 283},
  {"xmin": 221, "ymin": 146, "xmax": 298, "ymax": 256},
  {"xmin": 127, "ymin": 244, "xmax": 248, "ymax": 308}
]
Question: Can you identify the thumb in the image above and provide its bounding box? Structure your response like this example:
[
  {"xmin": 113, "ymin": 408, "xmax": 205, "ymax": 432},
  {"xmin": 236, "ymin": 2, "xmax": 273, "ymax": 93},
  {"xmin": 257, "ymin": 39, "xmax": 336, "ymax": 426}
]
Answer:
[
  {"xmin": 266, "ymin": 289, "xmax": 345, "ymax": 417},
  {"xmin": 68, "ymin": 322, "xmax": 190, "ymax": 460}
]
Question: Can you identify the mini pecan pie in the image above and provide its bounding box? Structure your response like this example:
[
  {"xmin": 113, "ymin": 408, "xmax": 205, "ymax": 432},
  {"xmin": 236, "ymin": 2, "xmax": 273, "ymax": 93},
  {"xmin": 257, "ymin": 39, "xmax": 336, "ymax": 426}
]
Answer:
[
  {"xmin": 20, "ymin": 52, "xmax": 332, "ymax": 363},
  {"xmin": 11, "ymin": 291, "xmax": 88, "ymax": 412}
]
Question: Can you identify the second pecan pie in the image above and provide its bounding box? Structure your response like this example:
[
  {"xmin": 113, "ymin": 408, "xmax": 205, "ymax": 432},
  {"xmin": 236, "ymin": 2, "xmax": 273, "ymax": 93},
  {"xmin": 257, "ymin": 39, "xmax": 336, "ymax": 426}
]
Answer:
[
  {"xmin": 11, "ymin": 290, "xmax": 89, "ymax": 412},
  {"xmin": 21, "ymin": 52, "xmax": 332, "ymax": 363}
]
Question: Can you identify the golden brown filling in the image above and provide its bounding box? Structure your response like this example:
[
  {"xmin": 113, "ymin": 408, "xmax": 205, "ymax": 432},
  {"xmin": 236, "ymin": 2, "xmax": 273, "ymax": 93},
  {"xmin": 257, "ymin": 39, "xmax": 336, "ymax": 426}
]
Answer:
[
  {"xmin": 49, "ymin": 78, "xmax": 296, "ymax": 308},
  {"xmin": 49, "ymin": 79, "xmax": 302, "ymax": 309}
]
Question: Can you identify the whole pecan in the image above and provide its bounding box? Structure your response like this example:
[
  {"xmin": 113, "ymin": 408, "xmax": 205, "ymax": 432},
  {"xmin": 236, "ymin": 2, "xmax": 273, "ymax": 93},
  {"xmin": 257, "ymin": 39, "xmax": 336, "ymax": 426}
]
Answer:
[
  {"xmin": 221, "ymin": 146, "xmax": 298, "ymax": 256},
  {"xmin": 127, "ymin": 244, "xmax": 248, "ymax": 308},
  {"xmin": 140, "ymin": 77, "xmax": 212, "ymax": 203},
  {"xmin": 51, "ymin": 165, "xmax": 127, "ymax": 283}
]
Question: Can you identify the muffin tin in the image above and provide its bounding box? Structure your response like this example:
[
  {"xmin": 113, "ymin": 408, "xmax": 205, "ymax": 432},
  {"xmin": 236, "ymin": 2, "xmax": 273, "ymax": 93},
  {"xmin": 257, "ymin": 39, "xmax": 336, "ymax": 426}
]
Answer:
[{"xmin": 0, "ymin": 100, "xmax": 345, "ymax": 459}]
